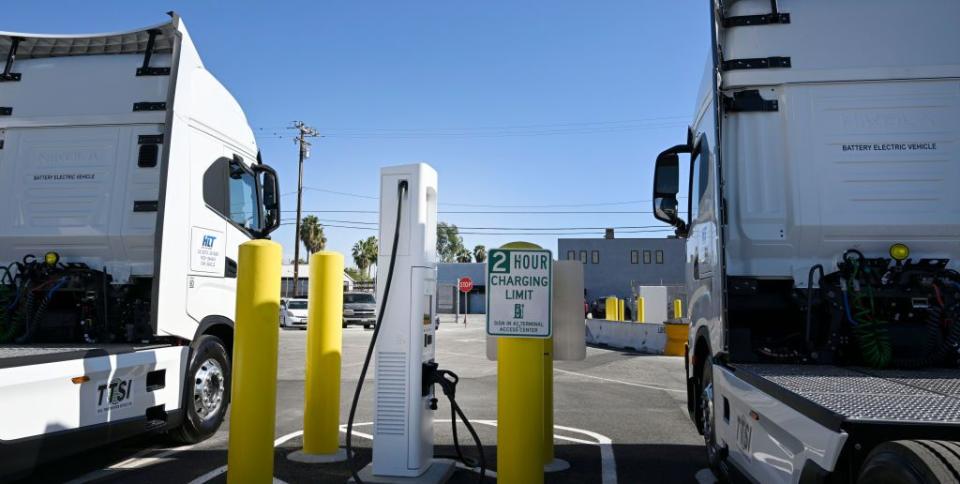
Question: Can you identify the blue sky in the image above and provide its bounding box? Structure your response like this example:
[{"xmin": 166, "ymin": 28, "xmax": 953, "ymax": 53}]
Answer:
[{"xmin": 7, "ymin": 1, "xmax": 708, "ymax": 266}]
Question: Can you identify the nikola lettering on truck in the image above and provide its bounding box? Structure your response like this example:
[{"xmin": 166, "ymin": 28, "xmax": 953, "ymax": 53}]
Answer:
[
  {"xmin": 0, "ymin": 14, "xmax": 281, "ymax": 478},
  {"xmin": 649, "ymin": 1, "xmax": 960, "ymax": 483}
]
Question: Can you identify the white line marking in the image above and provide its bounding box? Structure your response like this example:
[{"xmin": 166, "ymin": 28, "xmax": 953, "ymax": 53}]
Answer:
[
  {"xmin": 187, "ymin": 465, "xmax": 226, "ymax": 484},
  {"xmin": 64, "ymin": 443, "xmax": 198, "ymax": 484},
  {"xmin": 554, "ymin": 368, "xmax": 685, "ymax": 393},
  {"xmin": 347, "ymin": 420, "xmax": 617, "ymax": 484}
]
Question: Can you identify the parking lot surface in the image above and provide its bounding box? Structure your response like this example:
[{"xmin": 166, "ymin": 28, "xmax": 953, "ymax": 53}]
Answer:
[{"xmin": 19, "ymin": 315, "xmax": 708, "ymax": 483}]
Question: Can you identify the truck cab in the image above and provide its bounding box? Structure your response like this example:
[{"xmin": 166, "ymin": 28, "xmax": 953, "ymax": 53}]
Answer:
[
  {"xmin": 651, "ymin": 1, "xmax": 960, "ymax": 482},
  {"xmin": 0, "ymin": 14, "xmax": 280, "ymax": 477}
]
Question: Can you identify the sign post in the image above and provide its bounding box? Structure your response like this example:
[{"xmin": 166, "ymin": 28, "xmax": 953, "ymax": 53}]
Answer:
[
  {"xmin": 487, "ymin": 245, "xmax": 552, "ymax": 484},
  {"xmin": 459, "ymin": 277, "xmax": 473, "ymax": 325}
]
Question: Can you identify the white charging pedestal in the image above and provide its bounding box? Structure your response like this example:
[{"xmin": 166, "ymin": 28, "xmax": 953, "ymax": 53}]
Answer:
[{"xmin": 355, "ymin": 163, "xmax": 454, "ymax": 484}]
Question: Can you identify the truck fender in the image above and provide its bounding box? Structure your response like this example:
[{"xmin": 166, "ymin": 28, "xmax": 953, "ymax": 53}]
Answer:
[
  {"xmin": 192, "ymin": 315, "xmax": 234, "ymax": 356},
  {"xmin": 688, "ymin": 326, "xmax": 712, "ymax": 428}
]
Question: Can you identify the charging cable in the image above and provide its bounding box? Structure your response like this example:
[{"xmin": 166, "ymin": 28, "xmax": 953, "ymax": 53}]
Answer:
[
  {"xmin": 345, "ymin": 180, "xmax": 487, "ymax": 483},
  {"xmin": 346, "ymin": 180, "xmax": 407, "ymax": 483}
]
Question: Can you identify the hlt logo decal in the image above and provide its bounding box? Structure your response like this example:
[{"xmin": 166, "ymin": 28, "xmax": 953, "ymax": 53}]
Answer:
[{"xmin": 202, "ymin": 235, "xmax": 217, "ymax": 248}]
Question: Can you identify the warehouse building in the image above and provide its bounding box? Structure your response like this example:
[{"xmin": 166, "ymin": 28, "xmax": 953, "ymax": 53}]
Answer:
[
  {"xmin": 557, "ymin": 235, "xmax": 685, "ymax": 304},
  {"xmin": 436, "ymin": 263, "xmax": 485, "ymax": 314},
  {"xmin": 280, "ymin": 264, "xmax": 355, "ymax": 298}
]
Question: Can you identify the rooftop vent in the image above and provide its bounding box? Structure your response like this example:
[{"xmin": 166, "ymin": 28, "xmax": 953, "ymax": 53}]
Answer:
[{"xmin": 604, "ymin": 228, "xmax": 615, "ymax": 239}]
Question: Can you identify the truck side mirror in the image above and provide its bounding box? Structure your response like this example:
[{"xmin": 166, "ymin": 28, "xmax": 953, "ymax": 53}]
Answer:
[
  {"xmin": 254, "ymin": 164, "xmax": 281, "ymax": 237},
  {"xmin": 653, "ymin": 146, "xmax": 688, "ymax": 234}
]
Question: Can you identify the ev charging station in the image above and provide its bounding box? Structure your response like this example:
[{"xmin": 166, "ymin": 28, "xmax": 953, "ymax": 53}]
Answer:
[{"xmin": 361, "ymin": 163, "xmax": 452, "ymax": 482}]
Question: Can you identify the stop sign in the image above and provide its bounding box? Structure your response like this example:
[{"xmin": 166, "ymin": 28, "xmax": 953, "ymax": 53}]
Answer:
[{"xmin": 458, "ymin": 277, "xmax": 474, "ymax": 293}]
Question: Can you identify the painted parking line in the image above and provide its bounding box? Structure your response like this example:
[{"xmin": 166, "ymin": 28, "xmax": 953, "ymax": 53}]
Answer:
[
  {"xmin": 554, "ymin": 368, "xmax": 685, "ymax": 393},
  {"xmin": 183, "ymin": 419, "xmax": 617, "ymax": 484}
]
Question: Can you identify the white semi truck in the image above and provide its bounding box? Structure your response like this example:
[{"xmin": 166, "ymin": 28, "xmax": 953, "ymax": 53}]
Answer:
[
  {"xmin": 652, "ymin": 1, "xmax": 960, "ymax": 482},
  {"xmin": 0, "ymin": 15, "xmax": 280, "ymax": 478}
]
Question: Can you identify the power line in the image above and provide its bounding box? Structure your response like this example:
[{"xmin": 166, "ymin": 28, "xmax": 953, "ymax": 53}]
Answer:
[
  {"xmin": 283, "ymin": 218, "xmax": 672, "ymax": 231},
  {"xmin": 277, "ymin": 221, "xmax": 673, "ymax": 237},
  {"xmin": 286, "ymin": 209, "xmax": 685, "ymax": 215},
  {"xmin": 282, "ymin": 185, "xmax": 686, "ymax": 207}
]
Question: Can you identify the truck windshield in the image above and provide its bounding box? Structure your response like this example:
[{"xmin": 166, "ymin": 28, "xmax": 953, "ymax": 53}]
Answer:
[
  {"xmin": 344, "ymin": 293, "xmax": 375, "ymax": 304},
  {"xmin": 287, "ymin": 300, "xmax": 307, "ymax": 310}
]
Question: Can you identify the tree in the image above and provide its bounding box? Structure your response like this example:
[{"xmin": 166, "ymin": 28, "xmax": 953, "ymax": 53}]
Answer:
[
  {"xmin": 455, "ymin": 248, "xmax": 473, "ymax": 263},
  {"xmin": 352, "ymin": 240, "xmax": 370, "ymax": 280},
  {"xmin": 362, "ymin": 236, "xmax": 378, "ymax": 279},
  {"xmin": 298, "ymin": 215, "xmax": 326, "ymax": 254},
  {"xmin": 473, "ymin": 245, "xmax": 487, "ymax": 263},
  {"xmin": 344, "ymin": 267, "xmax": 364, "ymax": 282},
  {"xmin": 437, "ymin": 222, "xmax": 465, "ymax": 263}
]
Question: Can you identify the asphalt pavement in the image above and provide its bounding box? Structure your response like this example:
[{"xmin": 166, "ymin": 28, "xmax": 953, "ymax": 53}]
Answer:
[{"xmin": 18, "ymin": 314, "xmax": 710, "ymax": 483}]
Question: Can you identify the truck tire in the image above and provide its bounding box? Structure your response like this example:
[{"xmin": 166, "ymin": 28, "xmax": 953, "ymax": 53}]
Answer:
[
  {"xmin": 700, "ymin": 358, "xmax": 724, "ymax": 476},
  {"xmin": 858, "ymin": 440, "xmax": 960, "ymax": 484},
  {"xmin": 169, "ymin": 335, "xmax": 231, "ymax": 444}
]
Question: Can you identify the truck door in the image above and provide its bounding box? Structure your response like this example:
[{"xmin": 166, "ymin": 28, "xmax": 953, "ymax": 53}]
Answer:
[{"xmin": 686, "ymin": 126, "xmax": 725, "ymax": 355}]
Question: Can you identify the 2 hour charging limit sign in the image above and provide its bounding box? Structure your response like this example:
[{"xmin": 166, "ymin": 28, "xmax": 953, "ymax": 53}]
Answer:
[{"xmin": 486, "ymin": 248, "xmax": 552, "ymax": 338}]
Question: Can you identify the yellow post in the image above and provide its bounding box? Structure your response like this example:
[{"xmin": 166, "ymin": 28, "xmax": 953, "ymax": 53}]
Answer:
[
  {"xmin": 227, "ymin": 240, "xmax": 281, "ymax": 484},
  {"xmin": 297, "ymin": 251, "xmax": 346, "ymax": 460},
  {"xmin": 543, "ymin": 337, "xmax": 553, "ymax": 467},
  {"xmin": 605, "ymin": 296, "xmax": 618, "ymax": 321},
  {"xmin": 618, "ymin": 298, "xmax": 625, "ymax": 322},
  {"xmin": 498, "ymin": 337, "xmax": 544, "ymax": 484},
  {"xmin": 498, "ymin": 241, "xmax": 545, "ymax": 484},
  {"xmin": 674, "ymin": 299, "xmax": 683, "ymax": 319},
  {"xmin": 637, "ymin": 297, "xmax": 645, "ymax": 323}
]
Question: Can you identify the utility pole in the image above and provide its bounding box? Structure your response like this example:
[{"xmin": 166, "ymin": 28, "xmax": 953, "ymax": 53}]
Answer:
[{"xmin": 290, "ymin": 121, "xmax": 319, "ymax": 298}]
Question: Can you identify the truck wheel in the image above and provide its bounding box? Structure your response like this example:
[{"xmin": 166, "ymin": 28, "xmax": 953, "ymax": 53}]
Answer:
[
  {"xmin": 700, "ymin": 358, "xmax": 723, "ymax": 475},
  {"xmin": 858, "ymin": 440, "xmax": 960, "ymax": 484},
  {"xmin": 169, "ymin": 335, "xmax": 230, "ymax": 444}
]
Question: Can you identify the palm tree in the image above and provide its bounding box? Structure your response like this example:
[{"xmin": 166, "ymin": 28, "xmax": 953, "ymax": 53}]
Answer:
[
  {"xmin": 299, "ymin": 215, "xmax": 326, "ymax": 254},
  {"xmin": 362, "ymin": 236, "xmax": 378, "ymax": 279},
  {"xmin": 351, "ymin": 240, "xmax": 370, "ymax": 280},
  {"xmin": 473, "ymin": 245, "xmax": 487, "ymax": 263},
  {"xmin": 455, "ymin": 248, "xmax": 473, "ymax": 263}
]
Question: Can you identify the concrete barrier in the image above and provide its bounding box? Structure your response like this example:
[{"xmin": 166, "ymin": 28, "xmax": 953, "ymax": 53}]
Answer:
[{"xmin": 584, "ymin": 319, "xmax": 666, "ymax": 355}]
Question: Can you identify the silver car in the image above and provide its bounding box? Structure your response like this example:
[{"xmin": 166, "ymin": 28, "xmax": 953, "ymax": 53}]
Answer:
[{"xmin": 343, "ymin": 292, "xmax": 377, "ymax": 329}]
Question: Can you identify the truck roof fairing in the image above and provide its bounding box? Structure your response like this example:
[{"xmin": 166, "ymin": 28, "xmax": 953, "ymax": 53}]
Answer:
[{"xmin": 0, "ymin": 13, "xmax": 191, "ymax": 63}]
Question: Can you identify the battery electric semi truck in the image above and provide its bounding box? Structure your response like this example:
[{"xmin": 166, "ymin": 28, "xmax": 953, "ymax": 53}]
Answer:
[
  {"xmin": 0, "ymin": 15, "xmax": 280, "ymax": 477},
  {"xmin": 652, "ymin": 1, "xmax": 960, "ymax": 482}
]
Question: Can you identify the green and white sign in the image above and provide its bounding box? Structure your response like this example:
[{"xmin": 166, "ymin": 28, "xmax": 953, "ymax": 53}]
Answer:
[{"xmin": 486, "ymin": 248, "xmax": 552, "ymax": 338}]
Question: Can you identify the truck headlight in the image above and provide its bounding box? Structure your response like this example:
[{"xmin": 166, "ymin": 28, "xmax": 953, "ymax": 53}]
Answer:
[{"xmin": 344, "ymin": 309, "xmax": 354, "ymax": 316}]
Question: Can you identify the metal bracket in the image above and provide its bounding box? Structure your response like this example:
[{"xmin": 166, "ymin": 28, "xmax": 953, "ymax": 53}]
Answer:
[
  {"xmin": 136, "ymin": 29, "xmax": 170, "ymax": 76},
  {"xmin": 133, "ymin": 102, "xmax": 167, "ymax": 112},
  {"xmin": 721, "ymin": 56, "xmax": 791, "ymax": 71},
  {"xmin": 723, "ymin": 12, "xmax": 790, "ymax": 27},
  {"xmin": 722, "ymin": 90, "xmax": 779, "ymax": 112},
  {"xmin": 0, "ymin": 107, "xmax": 11, "ymax": 116},
  {"xmin": 133, "ymin": 200, "xmax": 159, "ymax": 212},
  {"xmin": 138, "ymin": 134, "xmax": 164, "ymax": 144},
  {"xmin": 1, "ymin": 36, "xmax": 23, "ymax": 82}
]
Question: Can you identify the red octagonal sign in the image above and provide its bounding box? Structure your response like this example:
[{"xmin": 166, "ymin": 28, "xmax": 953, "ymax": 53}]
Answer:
[{"xmin": 458, "ymin": 277, "xmax": 474, "ymax": 293}]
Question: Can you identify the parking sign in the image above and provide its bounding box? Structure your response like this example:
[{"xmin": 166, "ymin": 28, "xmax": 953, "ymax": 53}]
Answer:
[{"xmin": 486, "ymin": 248, "xmax": 552, "ymax": 338}]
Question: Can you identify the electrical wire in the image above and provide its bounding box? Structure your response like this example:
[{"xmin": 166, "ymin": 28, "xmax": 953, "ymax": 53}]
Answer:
[{"xmin": 345, "ymin": 180, "xmax": 408, "ymax": 484}]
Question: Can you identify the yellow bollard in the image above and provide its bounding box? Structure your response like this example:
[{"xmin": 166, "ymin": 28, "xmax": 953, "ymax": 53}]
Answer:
[
  {"xmin": 543, "ymin": 338, "xmax": 553, "ymax": 467},
  {"xmin": 637, "ymin": 297, "xmax": 645, "ymax": 323},
  {"xmin": 674, "ymin": 299, "xmax": 683, "ymax": 319},
  {"xmin": 618, "ymin": 298, "xmax": 625, "ymax": 322},
  {"xmin": 227, "ymin": 240, "xmax": 282, "ymax": 484},
  {"xmin": 498, "ymin": 337, "xmax": 544, "ymax": 484},
  {"xmin": 605, "ymin": 296, "xmax": 618, "ymax": 321},
  {"xmin": 498, "ymin": 241, "xmax": 545, "ymax": 483},
  {"xmin": 290, "ymin": 251, "xmax": 347, "ymax": 462}
]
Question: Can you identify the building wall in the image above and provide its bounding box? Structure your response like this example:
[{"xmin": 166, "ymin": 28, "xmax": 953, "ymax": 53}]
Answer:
[
  {"xmin": 557, "ymin": 238, "xmax": 685, "ymax": 303},
  {"xmin": 436, "ymin": 263, "xmax": 486, "ymax": 314}
]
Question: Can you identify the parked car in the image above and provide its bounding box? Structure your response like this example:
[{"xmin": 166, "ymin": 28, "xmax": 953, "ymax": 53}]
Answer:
[
  {"xmin": 343, "ymin": 292, "xmax": 377, "ymax": 329},
  {"xmin": 280, "ymin": 298, "xmax": 309, "ymax": 329}
]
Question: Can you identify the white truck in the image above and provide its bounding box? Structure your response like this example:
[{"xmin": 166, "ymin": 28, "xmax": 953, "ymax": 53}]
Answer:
[
  {"xmin": 652, "ymin": 1, "xmax": 960, "ymax": 482},
  {"xmin": 0, "ymin": 14, "xmax": 280, "ymax": 478}
]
